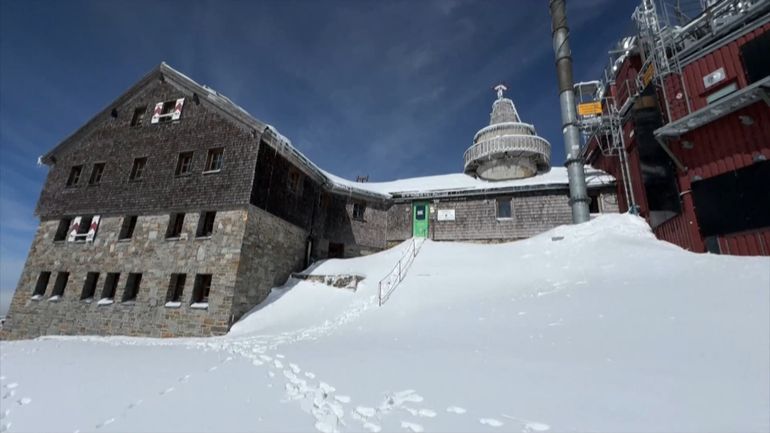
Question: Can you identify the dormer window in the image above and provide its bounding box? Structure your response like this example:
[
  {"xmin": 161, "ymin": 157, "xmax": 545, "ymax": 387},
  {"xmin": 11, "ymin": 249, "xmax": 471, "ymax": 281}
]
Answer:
[{"xmin": 151, "ymin": 98, "xmax": 185, "ymax": 124}]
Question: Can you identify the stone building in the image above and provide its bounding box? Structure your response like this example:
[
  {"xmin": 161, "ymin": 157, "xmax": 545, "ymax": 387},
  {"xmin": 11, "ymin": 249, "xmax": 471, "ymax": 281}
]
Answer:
[{"xmin": 1, "ymin": 63, "xmax": 616, "ymax": 340}]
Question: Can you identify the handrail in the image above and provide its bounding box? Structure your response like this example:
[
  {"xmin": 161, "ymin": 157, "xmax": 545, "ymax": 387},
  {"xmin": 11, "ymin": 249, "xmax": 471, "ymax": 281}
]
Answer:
[{"xmin": 377, "ymin": 238, "xmax": 425, "ymax": 306}]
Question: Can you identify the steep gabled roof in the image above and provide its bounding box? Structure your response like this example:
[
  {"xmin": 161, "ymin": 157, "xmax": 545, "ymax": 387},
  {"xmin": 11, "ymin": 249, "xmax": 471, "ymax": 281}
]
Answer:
[{"xmin": 40, "ymin": 62, "xmax": 615, "ymax": 203}]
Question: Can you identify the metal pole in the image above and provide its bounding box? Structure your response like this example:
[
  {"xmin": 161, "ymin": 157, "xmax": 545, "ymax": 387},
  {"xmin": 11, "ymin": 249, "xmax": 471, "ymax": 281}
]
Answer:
[{"xmin": 549, "ymin": 0, "xmax": 591, "ymax": 223}]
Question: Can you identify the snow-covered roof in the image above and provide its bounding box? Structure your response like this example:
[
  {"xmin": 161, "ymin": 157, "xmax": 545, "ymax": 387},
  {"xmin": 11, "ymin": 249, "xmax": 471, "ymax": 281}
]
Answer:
[{"xmin": 324, "ymin": 166, "xmax": 614, "ymax": 200}]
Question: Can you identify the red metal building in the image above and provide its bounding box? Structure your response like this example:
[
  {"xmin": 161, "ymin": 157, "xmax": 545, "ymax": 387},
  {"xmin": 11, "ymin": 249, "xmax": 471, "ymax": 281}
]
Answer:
[{"xmin": 582, "ymin": 0, "xmax": 770, "ymax": 255}]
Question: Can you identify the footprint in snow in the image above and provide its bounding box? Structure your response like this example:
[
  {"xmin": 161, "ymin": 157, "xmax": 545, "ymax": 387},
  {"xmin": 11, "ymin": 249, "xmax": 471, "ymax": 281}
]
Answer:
[
  {"xmin": 160, "ymin": 387, "xmax": 174, "ymax": 395},
  {"xmin": 418, "ymin": 409, "xmax": 436, "ymax": 418},
  {"xmin": 479, "ymin": 418, "xmax": 504, "ymax": 427},
  {"xmin": 446, "ymin": 406, "xmax": 466, "ymax": 414},
  {"xmin": 355, "ymin": 406, "xmax": 376, "ymax": 418},
  {"xmin": 127, "ymin": 400, "xmax": 143, "ymax": 409},
  {"xmin": 17, "ymin": 397, "xmax": 31, "ymax": 406},
  {"xmin": 4, "ymin": 384, "xmax": 17, "ymax": 390},
  {"xmin": 304, "ymin": 372, "xmax": 316, "ymax": 379},
  {"xmin": 275, "ymin": 354, "xmax": 285, "ymax": 359},
  {"xmin": 273, "ymin": 360, "xmax": 283, "ymax": 369},
  {"xmin": 95, "ymin": 418, "xmax": 115, "ymax": 429},
  {"xmin": 208, "ymin": 366, "xmax": 218, "ymax": 372},
  {"xmin": 334, "ymin": 395, "xmax": 351, "ymax": 403},
  {"xmin": 179, "ymin": 374, "xmax": 191, "ymax": 383},
  {"xmin": 289, "ymin": 363, "xmax": 301, "ymax": 374},
  {"xmin": 362, "ymin": 421, "xmax": 382, "ymax": 432},
  {"xmin": 252, "ymin": 359, "xmax": 264, "ymax": 366},
  {"xmin": 400, "ymin": 421, "xmax": 424, "ymax": 432}
]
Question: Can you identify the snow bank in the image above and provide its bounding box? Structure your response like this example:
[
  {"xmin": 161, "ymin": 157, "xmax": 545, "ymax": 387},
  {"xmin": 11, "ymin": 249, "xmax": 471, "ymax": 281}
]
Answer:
[{"xmin": 1, "ymin": 215, "xmax": 768, "ymax": 433}]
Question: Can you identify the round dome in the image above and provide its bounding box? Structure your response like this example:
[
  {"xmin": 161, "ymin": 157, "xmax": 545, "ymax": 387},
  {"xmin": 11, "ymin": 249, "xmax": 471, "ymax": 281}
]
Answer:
[{"xmin": 463, "ymin": 85, "xmax": 551, "ymax": 180}]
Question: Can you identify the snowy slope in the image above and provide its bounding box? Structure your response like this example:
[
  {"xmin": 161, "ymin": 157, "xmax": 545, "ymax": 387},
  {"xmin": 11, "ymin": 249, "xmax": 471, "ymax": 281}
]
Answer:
[{"xmin": 1, "ymin": 215, "xmax": 768, "ymax": 433}]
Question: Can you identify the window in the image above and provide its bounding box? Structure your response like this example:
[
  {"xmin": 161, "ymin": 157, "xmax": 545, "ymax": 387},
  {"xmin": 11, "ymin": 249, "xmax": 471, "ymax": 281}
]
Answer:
[
  {"xmin": 589, "ymin": 193, "xmax": 600, "ymax": 214},
  {"xmin": 129, "ymin": 157, "xmax": 147, "ymax": 181},
  {"xmin": 51, "ymin": 272, "xmax": 70, "ymax": 297},
  {"xmin": 328, "ymin": 243, "xmax": 344, "ymax": 259},
  {"xmin": 192, "ymin": 274, "xmax": 212, "ymax": 304},
  {"xmin": 151, "ymin": 99, "xmax": 185, "ymax": 124},
  {"xmin": 32, "ymin": 272, "xmax": 51, "ymax": 297},
  {"xmin": 74, "ymin": 215, "xmax": 93, "ymax": 241},
  {"xmin": 496, "ymin": 198, "xmax": 512, "ymax": 219},
  {"xmin": 287, "ymin": 169, "xmax": 302, "ymax": 194},
  {"xmin": 89, "ymin": 163, "xmax": 105, "ymax": 185},
  {"xmin": 196, "ymin": 211, "xmax": 216, "ymax": 237},
  {"xmin": 101, "ymin": 273, "xmax": 120, "ymax": 300},
  {"xmin": 167, "ymin": 273, "xmax": 186, "ymax": 303},
  {"xmin": 122, "ymin": 273, "xmax": 142, "ymax": 302},
  {"xmin": 130, "ymin": 106, "xmax": 147, "ymax": 127},
  {"xmin": 66, "ymin": 165, "xmax": 83, "ymax": 187},
  {"xmin": 54, "ymin": 218, "xmax": 72, "ymax": 241},
  {"xmin": 81, "ymin": 272, "xmax": 99, "ymax": 300},
  {"xmin": 352, "ymin": 202, "xmax": 366, "ymax": 221},
  {"xmin": 157, "ymin": 101, "xmax": 177, "ymax": 123},
  {"xmin": 204, "ymin": 148, "xmax": 224, "ymax": 172},
  {"xmin": 118, "ymin": 215, "xmax": 138, "ymax": 240},
  {"xmin": 175, "ymin": 152, "xmax": 194, "ymax": 176},
  {"xmin": 166, "ymin": 213, "xmax": 185, "ymax": 238}
]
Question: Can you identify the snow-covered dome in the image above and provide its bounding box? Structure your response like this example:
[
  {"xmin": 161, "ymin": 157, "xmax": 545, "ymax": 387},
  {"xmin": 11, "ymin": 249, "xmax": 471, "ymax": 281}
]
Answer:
[{"xmin": 464, "ymin": 85, "xmax": 551, "ymax": 180}]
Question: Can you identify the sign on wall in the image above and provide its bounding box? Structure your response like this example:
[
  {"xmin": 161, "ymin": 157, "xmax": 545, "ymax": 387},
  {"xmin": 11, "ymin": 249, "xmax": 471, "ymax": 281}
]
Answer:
[{"xmin": 437, "ymin": 209, "xmax": 456, "ymax": 221}]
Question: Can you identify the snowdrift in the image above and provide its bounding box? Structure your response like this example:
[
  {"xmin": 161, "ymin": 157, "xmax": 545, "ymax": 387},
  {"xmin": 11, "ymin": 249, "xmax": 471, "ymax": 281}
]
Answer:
[{"xmin": 1, "ymin": 215, "xmax": 768, "ymax": 433}]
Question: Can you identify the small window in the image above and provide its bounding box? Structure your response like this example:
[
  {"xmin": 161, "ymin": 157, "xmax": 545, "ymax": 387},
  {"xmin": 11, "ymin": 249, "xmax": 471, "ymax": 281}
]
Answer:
[
  {"xmin": 119, "ymin": 215, "xmax": 138, "ymax": 240},
  {"xmin": 415, "ymin": 205, "xmax": 426, "ymax": 221},
  {"xmin": 589, "ymin": 193, "xmax": 600, "ymax": 213},
  {"xmin": 33, "ymin": 271, "xmax": 51, "ymax": 296},
  {"xmin": 287, "ymin": 169, "xmax": 302, "ymax": 194},
  {"xmin": 101, "ymin": 273, "xmax": 120, "ymax": 300},
  {"xmin": 196, "ymin": 211, "xmax": 216, "ymax": 238},
  {"xmin": 496, "ymin": 198, "xmax": 512, "ymax": 219},
  {"xmin": 328, "ymin": 242, "xmax": 344, "ymax": 259},
  {"xmin": 166, "ymin": 213, "xmax": 185, "ymax": 238},
  {"xmin": 129, "ymin": 157, "xmax": 147, "ymax": 181},
  {"xmin": 89, "ymin": 163, "xmax": 105, "ymax": 185},
  {"xmin": 81, "ymin": 272, "xmax": 99, "ymax": 300},
  {"xmin": 75, "ymin": 216, "xmax": 93, "ymax": 240},
  {"xmin": 130, "ymin": 106, "xmax": 147, "ymax": 127},
  {"xmin": 192, "ymin": 274, "xmax": 212, "ymax": 304},
  {"xmin": 352, "ymin": 202, "xmax": 366, "ymax": 221},
  {"xmin": 122, "ymin": 273, "xmax": 142, "ymax": 302},
  {"xmin": 51, "ymin": 272, "xmax": 70, "ymax": 297},
  {"xmin": 54, "ymin": 218, "xmax": 72, "ymax": 241},
  {"xmin": 175, "ymin": 152, "xmax": 194, "ymax": 176},
  {"xmin": 167, "ymin": 273, "xmax": 186, "ymax": 303},
  {"xmin": 66, "ymin": 165, "xmax": 83, "ymax": 187},
  {"xmin": 204, "ymin": 148, "xmax": 224, "ymax": 172},
  {"xmin": 158, "ymin": 101, "xmax": 176, "ymax": 123}
]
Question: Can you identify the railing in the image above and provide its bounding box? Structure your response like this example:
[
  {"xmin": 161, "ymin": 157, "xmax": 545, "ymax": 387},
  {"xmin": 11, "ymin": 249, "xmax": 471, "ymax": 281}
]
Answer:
[
  {"xmin": 378, "ymin": 238, "xmax": 425, "ymax": 306},
  {"xmin": 463, "ymin": 135, "xmax": 551, "ymax": 171}
]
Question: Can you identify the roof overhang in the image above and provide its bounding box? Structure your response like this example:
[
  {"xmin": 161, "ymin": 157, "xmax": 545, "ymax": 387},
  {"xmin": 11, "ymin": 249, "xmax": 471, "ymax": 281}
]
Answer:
[{"xmin": 655, "ymin": 76, "xmax": 770, "ymax": 138}]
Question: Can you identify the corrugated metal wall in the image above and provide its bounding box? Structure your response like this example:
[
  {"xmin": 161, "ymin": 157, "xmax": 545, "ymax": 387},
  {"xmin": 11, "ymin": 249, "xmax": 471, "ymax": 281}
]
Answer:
[{"xmin": 718, "ymin": 229, "xmax": 770, "ymax": 255}]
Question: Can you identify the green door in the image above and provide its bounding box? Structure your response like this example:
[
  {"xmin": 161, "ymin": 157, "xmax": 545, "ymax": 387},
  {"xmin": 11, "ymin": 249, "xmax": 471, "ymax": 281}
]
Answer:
[{"xmin": 412, "ymin": 202, "xmax": 429, "ymax": 238}]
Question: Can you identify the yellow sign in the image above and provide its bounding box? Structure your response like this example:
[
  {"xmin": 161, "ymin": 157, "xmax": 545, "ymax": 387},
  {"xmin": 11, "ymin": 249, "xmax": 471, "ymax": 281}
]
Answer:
[
  {"xmin": 642, "ymin": 63, "xmax": 655, "ymax": 87},
  {"xmin": 577, "ymin": 101, "xmax": 603, "ymax": 116}
]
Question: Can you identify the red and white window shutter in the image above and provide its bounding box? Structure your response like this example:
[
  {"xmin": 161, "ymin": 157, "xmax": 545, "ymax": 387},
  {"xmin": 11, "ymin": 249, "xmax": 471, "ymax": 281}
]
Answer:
[
  {"xmin": 85, "ymin": 215, "xmax": 101, "ymax": 243},
  {"xmin": 171, "ymin": 98, "xmax": 184, "ymax": 121},
  {"xmin": 150, "ymin": 102, "xmax": 164, "ymax": 124},
  {"xmin": 67, "ymin": 217, "xmax": 82, "ymax": 242}
]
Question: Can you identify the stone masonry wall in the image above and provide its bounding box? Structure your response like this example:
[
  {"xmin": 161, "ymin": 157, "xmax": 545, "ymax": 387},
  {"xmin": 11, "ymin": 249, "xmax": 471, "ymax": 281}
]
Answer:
[
  {"xmin": 231, "ymin": 205, "xmax": 308, "ymax": 321},
  {"xmin": 1, "ymin": 210, "xmax": 247, "ymax": 340}
]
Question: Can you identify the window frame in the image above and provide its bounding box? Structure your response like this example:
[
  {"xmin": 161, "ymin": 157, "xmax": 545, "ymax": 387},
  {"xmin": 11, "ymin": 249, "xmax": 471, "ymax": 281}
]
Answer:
[
  {"xmin": 203, "ymin": 147, "xmax": 224, "ymax": 173},
  {"xmin": 129, "ymin": 157, "xmax": 148, "ymax": 181},
  {"xmin": 51, "ymin": 271, "xmax": 70, "ymax": 298},
  {"xmin": 167, "ymin": 273, "xmax": 186, "ymax": 303},
  {"xmin": 130, "ymin": 105, "xmax": 147, "ymax": 127},
  {"xmin": 101, "ymin": 273, "xmax": 120, "ymax": 301},
  {"xmin": 196, "ymin": 211, "xmax": 216, "ymax": 238},
  {"xmin": 66, "ymin": 165, "xmax": 83, "ymax": 187},
  {"xmin": 192, "ymin": 274, "xmax": 212, "ymax": 305},
  {"xmin": 32, "ymin": 271, "xmax": 51, "ymax": 297},
  {"xmin": 81, "ymin": 272, "xmax": 100, "ymax": 301},
  {"xmin": 88, "ymin": 162, "xmax": 106, "ymax": 185},
  {"xmin": 175, "ymin": 151, "xmax": 194, "ymax": 176},
  {"xmin": 122, "ymin": 273, "xmax": 142, "ymax": 302},
  {"xmin": 496, "ymin": 198, "xmax": 512, "ymax": 220},
  {"xmin": 166, "ymin": 213, "xmax": 185, "ymax": 239},
  {"xmin": 352, "ymin": 202, "xmax": 366, "ymax": 221},
  {"xmin": 118, "ymin": 215, "xmax": 138, "ymax": 240},
  {"xmin": 54, "ymin": 218, "xmax": 72, "ymax": 242}
]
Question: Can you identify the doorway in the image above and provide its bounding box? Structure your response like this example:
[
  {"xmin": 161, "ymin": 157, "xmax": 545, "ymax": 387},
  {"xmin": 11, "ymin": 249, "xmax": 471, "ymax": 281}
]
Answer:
[{"xmin": 412, "ymin": 202, "xmax": 429, "ymax": 238}]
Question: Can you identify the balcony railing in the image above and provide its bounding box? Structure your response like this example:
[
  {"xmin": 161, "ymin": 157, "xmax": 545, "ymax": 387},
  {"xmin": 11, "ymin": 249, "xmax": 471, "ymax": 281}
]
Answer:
[{"xmin": 464, "ymin": 135, "xmax": 551, "ymax": 171}]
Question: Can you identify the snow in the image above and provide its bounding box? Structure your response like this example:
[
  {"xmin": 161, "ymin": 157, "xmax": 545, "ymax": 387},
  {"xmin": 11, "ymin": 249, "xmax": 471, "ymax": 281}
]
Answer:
[
  {"xmin": 322, "ymin": 166, "xmax": 613, "ymax": 198},
  {"xmin": 1, "ymin": 214, "xmax": 768, "ymax": 433},
  {"xmin": 190, "ymin": 303, "xmax": 209, "ymax": 310},
  {"xmin": 96, "ymin": 298, "xmax": 113, "ymax": 306},
  {"xmin": 164, "ymin": 302, "xmax": 181, "ymax": 308}
]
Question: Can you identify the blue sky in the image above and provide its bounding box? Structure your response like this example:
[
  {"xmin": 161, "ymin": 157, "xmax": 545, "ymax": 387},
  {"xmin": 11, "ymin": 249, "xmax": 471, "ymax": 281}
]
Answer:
[{"xmin": 0, "ymin": 0, "xmax": 639, "ymax": 313}]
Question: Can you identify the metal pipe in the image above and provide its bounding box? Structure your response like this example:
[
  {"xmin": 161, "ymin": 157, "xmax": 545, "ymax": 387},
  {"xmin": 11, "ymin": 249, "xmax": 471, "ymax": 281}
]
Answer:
[{"xmin": 549, "ymin": 0, "xmax": 591, "ymax": 223}]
